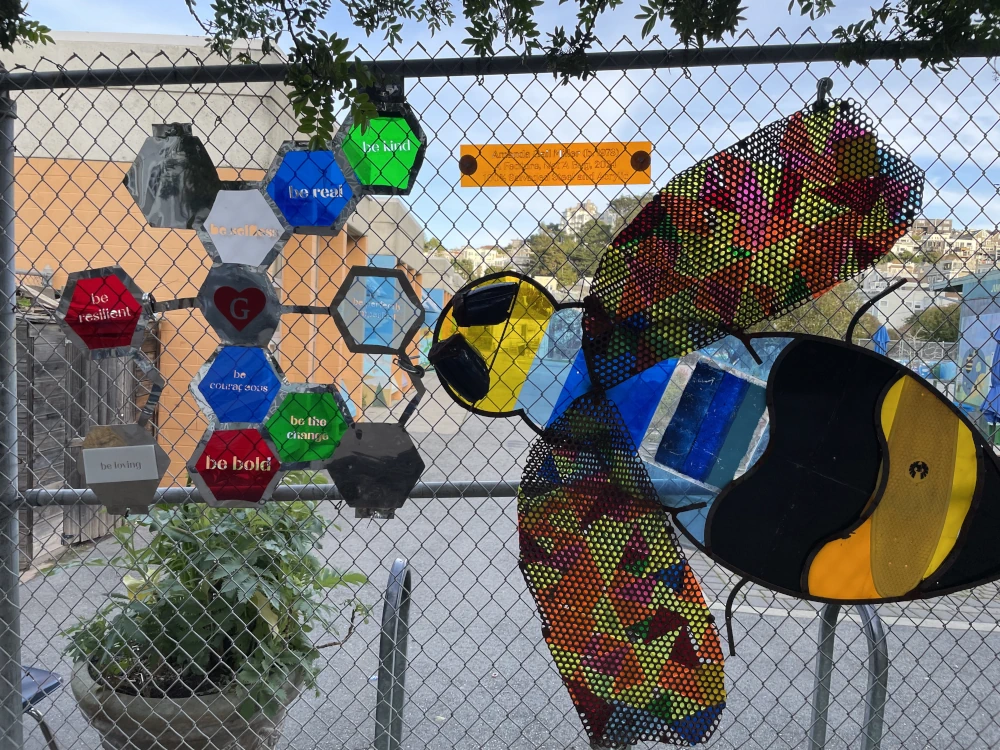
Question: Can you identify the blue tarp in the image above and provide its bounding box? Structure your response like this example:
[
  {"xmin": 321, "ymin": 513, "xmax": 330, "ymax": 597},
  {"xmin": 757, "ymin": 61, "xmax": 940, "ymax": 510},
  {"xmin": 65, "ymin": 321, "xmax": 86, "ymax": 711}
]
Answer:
[
  {"xmin": 873, "ymin": 325, "xmax": 890, "ymax": 355},
  {"xmin": 983, "ymin": 327, "xmax": 1000, "ymax": 421}
]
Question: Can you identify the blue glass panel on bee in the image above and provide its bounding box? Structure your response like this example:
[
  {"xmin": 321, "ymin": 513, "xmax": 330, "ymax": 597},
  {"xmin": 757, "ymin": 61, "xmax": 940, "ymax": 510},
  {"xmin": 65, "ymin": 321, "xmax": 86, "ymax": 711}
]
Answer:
[{"xmin": 639, "ymin": 336, "xmax": 794, "ymax": 545}]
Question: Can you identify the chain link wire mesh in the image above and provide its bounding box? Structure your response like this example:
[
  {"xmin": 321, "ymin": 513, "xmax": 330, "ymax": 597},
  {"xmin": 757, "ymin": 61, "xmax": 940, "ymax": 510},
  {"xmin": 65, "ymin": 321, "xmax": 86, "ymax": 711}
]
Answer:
[{"xmin": 0, "ymin": 28, "xmax": 999, "ymax": 750}]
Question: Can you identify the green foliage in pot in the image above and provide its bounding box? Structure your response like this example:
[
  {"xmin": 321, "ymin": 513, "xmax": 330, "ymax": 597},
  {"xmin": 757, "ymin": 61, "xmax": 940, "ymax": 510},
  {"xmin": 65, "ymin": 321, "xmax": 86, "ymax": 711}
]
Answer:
[{"xmin": 61, "ymin": 500, "xmax": 366, "ymax": 720}]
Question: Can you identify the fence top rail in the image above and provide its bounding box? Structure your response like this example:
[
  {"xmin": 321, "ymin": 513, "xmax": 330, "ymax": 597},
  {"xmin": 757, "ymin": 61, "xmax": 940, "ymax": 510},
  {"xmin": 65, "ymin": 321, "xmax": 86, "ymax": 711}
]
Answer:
[{"xmin": 2, "ymin": 38, "xmax": 998, "ymax": 92}]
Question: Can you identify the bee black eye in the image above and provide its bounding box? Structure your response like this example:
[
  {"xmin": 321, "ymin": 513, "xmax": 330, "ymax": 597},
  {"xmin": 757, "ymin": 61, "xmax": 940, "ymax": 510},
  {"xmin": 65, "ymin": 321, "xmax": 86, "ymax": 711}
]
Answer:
[
  {"xmin": 452, "ymin": 281, "xmax": 519, "ymax": 327},
  {"xmin": 427, "ymin": 333, "xmax": 491, "ymax": 403}
]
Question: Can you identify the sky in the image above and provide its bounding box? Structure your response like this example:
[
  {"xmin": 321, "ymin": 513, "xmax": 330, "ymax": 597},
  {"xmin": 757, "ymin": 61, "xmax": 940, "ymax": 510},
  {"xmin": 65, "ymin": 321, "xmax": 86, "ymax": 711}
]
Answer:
[
  {"xmin": 23, "ymin": 0, "xmax": 1000, "ymax": 248},
  {"xmin": 29, "ymin": 0, "xmax": 872, "ymax": 49}
]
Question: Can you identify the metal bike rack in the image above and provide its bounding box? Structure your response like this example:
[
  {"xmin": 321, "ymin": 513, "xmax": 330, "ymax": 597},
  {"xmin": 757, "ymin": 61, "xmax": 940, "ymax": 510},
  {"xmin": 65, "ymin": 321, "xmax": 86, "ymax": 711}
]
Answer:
[
  {"xmin": 808, "ymin": 603, "xmax": 889, "ymax": 750},
  {"xmin": 374, "ymin": 557, "xmax": 413, "ymax": 750}
]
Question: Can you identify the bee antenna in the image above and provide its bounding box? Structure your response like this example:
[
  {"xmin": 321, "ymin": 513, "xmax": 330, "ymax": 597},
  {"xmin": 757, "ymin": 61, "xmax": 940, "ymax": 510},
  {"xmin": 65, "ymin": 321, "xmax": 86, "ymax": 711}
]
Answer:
[
  {"xmin": 718, "ymin": 324, "xmax": 763, "ymax": 365},
  {"xmin": 846, "ymin": 279, "xmax": 905, "ymax": 343},
  {"xmin": 725, "ymin": 577, "xmax": 751, "ymax": 657}
]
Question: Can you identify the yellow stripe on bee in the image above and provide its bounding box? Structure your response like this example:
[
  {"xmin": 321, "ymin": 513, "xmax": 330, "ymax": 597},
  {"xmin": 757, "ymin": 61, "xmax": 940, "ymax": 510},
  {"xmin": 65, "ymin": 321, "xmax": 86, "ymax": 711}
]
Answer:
[
  {"xmin": 923, "ymin": 416, "xmax": 976, "ymax": 578},
  {"xmin": 807, "ymin": 375, "xmax": 977, "ymax": 600},
  {"xmin": 870, "ymin": 376, "xmax": 968, "ymax": 596}
]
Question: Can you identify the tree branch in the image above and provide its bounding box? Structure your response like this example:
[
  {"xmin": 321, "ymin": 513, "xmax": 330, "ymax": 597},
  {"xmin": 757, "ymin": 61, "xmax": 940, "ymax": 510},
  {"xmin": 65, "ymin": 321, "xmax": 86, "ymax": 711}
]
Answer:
[{"xmin": 316, "ymin": 608, "xmax": 358, "ymax": 649}]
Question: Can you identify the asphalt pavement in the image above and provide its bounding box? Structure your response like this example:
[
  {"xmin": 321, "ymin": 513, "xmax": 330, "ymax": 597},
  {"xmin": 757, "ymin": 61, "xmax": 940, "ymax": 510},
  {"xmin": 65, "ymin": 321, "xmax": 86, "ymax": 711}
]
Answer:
[{"xmin": 15, "ymin": 380, "xmax": 1000, "ymax": 749}]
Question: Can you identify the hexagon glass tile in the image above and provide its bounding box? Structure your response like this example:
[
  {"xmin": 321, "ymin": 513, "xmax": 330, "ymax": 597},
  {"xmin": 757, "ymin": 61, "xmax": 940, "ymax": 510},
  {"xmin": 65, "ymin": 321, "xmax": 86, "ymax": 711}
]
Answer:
[{"xmin": 335, "ymin": 274, "xmax": 423, "ymax": 351}]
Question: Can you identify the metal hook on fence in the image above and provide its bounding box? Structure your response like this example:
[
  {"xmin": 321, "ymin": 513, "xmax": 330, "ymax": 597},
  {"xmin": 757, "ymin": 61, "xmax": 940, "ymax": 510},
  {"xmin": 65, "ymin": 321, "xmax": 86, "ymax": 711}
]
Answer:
[
  {"xmin": 813, "ymin": 77, "xmax": 834, "ymax": 112},
  {"xmin": 394, "ymin": 354, "xmax": 424, "ymax": 378},
  {"xmin": 395, "ymin": 354, "xmax": 425, "ymax": 428}
]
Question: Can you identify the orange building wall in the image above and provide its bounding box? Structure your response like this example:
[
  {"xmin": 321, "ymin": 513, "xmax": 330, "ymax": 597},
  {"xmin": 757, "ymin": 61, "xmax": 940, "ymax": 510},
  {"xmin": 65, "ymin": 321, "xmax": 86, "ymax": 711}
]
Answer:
[{"xmin": 15, "ymin": 157, "xmax": 369, "ymax": 484}]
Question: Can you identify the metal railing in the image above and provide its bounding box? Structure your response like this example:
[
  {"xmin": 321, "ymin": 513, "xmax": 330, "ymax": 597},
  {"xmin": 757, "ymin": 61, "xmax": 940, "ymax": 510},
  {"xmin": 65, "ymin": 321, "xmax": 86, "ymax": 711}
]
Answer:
[{"xmin": 808, "ymin": 605, "xmax": 889, "ymax": 750}]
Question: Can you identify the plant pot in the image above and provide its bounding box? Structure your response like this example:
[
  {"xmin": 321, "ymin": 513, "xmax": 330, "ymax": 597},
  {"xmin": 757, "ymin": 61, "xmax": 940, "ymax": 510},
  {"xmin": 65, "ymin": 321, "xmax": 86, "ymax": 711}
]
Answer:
[{"xmin": 71, "ymin": 662, "xmax": 303, "ymax": 750}]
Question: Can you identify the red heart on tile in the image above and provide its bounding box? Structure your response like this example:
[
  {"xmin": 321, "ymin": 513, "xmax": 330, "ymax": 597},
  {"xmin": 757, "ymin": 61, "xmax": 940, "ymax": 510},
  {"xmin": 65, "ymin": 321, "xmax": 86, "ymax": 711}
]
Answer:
[{"xmin": 214, "ymin": 287, "xmax": 267, "ymax": 331}]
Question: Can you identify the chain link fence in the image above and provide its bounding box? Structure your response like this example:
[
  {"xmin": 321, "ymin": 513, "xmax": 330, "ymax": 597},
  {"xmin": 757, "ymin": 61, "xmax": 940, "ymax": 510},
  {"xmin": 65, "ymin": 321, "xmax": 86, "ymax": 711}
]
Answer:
[{"xmin": 0, "ymin": 28, "xmax": 996, "ymax": 750}]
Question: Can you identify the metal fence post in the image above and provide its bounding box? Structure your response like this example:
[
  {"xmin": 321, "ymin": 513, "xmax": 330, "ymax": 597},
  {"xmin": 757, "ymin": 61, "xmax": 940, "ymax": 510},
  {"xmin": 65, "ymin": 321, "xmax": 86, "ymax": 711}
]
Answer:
[
  {"xmin": 808, "ymin": 604, "xmax": 888, "ymax": 750},
  {"xmin": 808, "ymin": 603, "xmax": 840, "ymax": 750},
  {"xmin": 0, "ymin": 86, "xmax": 21, "ymax": 750},
  {"xmin": 858, "ymin": 605, "xmax": 889, "ymax": 750},
  {"xmin": 375, "ymin": 557, "xmax": 413, "ymax": 750},
  {"xmin": 18, "ymin": 324, "xmax": 35, "ymax": 572}
]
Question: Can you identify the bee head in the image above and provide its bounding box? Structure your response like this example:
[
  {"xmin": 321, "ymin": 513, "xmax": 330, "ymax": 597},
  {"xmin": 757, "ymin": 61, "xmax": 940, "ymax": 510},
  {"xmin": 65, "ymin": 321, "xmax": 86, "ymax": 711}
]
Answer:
[{"xmin": 428, "ymin": 273, "xmax": 557, "ymax": 415}]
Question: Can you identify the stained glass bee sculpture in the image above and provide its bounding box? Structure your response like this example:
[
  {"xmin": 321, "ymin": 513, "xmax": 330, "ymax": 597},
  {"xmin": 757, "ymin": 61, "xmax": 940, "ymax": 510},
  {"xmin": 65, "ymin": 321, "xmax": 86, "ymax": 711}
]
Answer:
[{"xmin": 429, "ymin": 99, "xmax": 927, "ymax": 746}]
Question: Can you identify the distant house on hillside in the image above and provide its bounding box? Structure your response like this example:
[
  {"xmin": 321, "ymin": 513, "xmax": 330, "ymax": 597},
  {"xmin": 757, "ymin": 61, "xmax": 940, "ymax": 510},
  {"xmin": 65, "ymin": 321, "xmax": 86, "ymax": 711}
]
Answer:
[
  {"xmin": 950, "ymin": 231, "xmax": 980, "ymax": 258},
  {"xmin": 912, "ymin": 218, "xmax": 954, "ymax": 235},
  {"xmin": 922, "ymin": 232, "xmax": 951, "ymax": 257},
  {"xmin": 504, "ymin": 239, "xmax": 534, "ymax": 272},
  {"xmin": 894, "ymin": 233, "xmax": 920, "ymax": 255},
  {"xmin": 561, "ymin": 201, "xmax": 599, "ymax": 235}
]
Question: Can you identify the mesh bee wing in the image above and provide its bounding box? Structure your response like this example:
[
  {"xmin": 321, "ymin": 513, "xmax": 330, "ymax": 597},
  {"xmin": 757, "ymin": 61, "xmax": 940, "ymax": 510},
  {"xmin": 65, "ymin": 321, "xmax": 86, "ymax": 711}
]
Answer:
[
  {"xmin": 518, "ymin": 391, "xmax": 726, "ymax": 745},
  {"xmin": 583, "ymin": 100, "xmax": 925, "ymax": 390}
]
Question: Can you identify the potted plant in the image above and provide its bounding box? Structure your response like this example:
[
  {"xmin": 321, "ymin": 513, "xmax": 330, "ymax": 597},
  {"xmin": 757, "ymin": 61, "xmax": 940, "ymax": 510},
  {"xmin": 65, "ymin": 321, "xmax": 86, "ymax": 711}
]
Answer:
[{"xmin": 60, "ymin": 496, "xmax": 365, "ymax": 750}]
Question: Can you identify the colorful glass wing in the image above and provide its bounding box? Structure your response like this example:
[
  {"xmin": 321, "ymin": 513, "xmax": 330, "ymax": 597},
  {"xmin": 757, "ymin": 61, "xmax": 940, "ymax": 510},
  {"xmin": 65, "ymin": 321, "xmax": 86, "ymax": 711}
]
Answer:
[
  {"xmin": 582, "ymin": 100, "xmax": 925, "ymax": 390},
  {"xmin": 519, "ymin": 391, "xmax": 725, "ymax": 746}
]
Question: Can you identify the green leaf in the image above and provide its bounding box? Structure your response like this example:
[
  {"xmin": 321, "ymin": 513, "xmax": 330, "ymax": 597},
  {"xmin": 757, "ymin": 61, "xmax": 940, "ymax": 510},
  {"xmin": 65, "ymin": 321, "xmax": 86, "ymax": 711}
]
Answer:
[{"xmin": 238, "ymin": 697, "xmax": 258, "ymax": 721}]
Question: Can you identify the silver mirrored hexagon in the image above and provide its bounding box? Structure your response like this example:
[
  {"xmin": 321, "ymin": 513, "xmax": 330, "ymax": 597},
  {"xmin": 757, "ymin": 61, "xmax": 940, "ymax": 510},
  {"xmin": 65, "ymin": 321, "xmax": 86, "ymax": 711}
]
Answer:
[
  {"xmin": 56, "ymin": 266, "xmax": 151, "ymax": 360},
  {"xmin": 197, "ymin": 182, "xmax": 292, "ymax": 268},
  {"xmin": 80, "ymin": 424, "xmax": 170, "ymax": 516},
  {"xmin": 123, "ymin": 123, "xmax": 221, "ymax": 230},
  {"xmin": 262, "ymin": 140, "xmax": 364, "ymax": 235},
  {"xmin": 187, "ymin": 423, "xmax": 282, "ymax": 508},
  {"xmin": 197, "ymin": 266, "xmax": 281, "ymax": 347},
  {"xmin": 330, "ymin": 266, "xmax": 425, "ymax": 354},
  {"xmin": 325, "ymin": 421, "xmax": 424, "ymax": 519}
]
